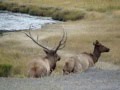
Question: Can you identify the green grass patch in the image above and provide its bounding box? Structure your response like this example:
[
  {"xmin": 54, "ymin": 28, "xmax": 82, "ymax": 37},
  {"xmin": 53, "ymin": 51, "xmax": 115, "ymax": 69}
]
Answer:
[
  {"xmin": 0, "ymin": 64, "xmax": 13, "ymax": 77},
  {"xmin": 0, "ymin": 31, "xmax": 3, "ymax": 36}
]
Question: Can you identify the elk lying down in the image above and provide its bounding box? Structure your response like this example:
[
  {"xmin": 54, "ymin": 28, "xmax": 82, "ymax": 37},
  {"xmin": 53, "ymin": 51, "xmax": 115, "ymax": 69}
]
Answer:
[
  {"xmin": 63, "ymin": 40, "xmax": 110, "ymax": 75},
  {"xmin": 25, "ymin": 29, "xmax": 67, "ymax": 78}
]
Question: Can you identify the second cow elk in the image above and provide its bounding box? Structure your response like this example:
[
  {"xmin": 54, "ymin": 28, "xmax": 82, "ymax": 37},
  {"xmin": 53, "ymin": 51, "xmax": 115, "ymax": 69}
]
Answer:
[
  {"xmin": 63, "ymin": 40, "xmax": 110, "ymax": 75},
  {"xmin": 25, "ymin": 29, "xmax": 67, "ymax": 78}
]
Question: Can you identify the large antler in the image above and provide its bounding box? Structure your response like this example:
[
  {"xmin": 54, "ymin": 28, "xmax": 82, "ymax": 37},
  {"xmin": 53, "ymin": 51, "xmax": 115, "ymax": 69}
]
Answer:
[
  {"xmin": 25, "ymin": 26, "xmax": 67, "ymax": 53},
  {"xmin": 54, "ymin": 29, "xmax": 67, "ymax": 53},
  {"xmin": 25, "ymin": 26, "xmax": 49, "ymax": 51}
]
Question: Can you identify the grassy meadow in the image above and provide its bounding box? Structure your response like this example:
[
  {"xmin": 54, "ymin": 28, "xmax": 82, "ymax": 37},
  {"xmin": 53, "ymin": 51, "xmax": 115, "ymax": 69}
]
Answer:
[
  {"xmin": 0, "ymin": 0, "xmax": 120, "ymax": 77},
  {"xmin": 5, "ymin": 0, "xmax": 120, "ymax": 12}
]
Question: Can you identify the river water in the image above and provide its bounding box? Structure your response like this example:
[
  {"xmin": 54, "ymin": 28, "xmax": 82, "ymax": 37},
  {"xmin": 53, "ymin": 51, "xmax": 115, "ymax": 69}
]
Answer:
[{"xmin": 0, "ymin": 11, "xmax": 57, "ymax": 31}]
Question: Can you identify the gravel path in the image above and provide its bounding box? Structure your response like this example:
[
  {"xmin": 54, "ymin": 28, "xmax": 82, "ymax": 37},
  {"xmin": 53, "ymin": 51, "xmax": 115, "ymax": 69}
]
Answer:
[{"xmin": 0, "ymin": 67, "xmax": 120, "ymax": 90}]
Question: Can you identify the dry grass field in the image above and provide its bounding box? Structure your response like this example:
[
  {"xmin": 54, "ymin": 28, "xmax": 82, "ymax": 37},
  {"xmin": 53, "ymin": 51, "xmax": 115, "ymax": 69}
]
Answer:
[
  {"xmin": 0, "ymin": 0, "xmax": 120, "ymax": 76},
  {"xmin": 0, "ymin": 15, "xmax": 120, "ymax": 76}
]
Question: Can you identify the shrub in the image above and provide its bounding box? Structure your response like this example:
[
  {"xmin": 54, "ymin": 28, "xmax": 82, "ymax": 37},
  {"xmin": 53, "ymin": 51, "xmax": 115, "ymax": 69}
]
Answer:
[
  {"xmin": 18, "ymin": 5, "xmax": 30, "ymax": 13},
  {"xmin": 6, "ymin": 3, "xmax": 17, "ymax": 11},
  {"xmin": 64, "ymin": 11, "xmax": 85, "ymax": 21},
  {"xmin": 0, "ymin": 2, "xmax": 7, "ymax": 10},
  {"xmin": 39, "ymin": 7, "xmax": 60, "ymax": 17},
  {"xmin": 52, "ymin": 10, "xmax": 68, "ymax": 21},
  {"xmin": 10, "ymin": 6, "xmax": 20, "ymax": 12},
  {"xmin": 28, "ymin": 6, "xmax": 43, "ymax": 16},
  {"xmin": 0, "ymin": 64, "xmax": 13, "ymax": 77},
  {"xmin": 52, "ymin": 10, "xmax": 85, "ymax": 21},
  {"xmin": 0, "ymin": 31, "xmax": 3, "ymax": 36}
]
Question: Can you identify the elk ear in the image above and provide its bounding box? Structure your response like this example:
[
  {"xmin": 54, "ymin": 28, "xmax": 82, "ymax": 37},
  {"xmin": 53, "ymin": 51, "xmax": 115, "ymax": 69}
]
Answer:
[
  {"xmin": 93, "ymin": 40, "xmax": 99, "ymax": 45},
  {"xmin": 95, "ymin": 40, "xmax": 99, "ymax": 44}
]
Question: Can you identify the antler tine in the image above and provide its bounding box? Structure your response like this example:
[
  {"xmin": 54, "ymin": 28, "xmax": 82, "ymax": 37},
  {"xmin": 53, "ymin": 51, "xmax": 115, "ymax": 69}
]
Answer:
[
  {"xmin": 58, "ymin": 32, "xmax": 67, "ymax": 50},
  {"xmin": 54, "ymin": 29, "xmax": 67, "ymax": 52},
  {"xmin": 25, "ymin": 26, "xmax": 49, "ymax": 51}
]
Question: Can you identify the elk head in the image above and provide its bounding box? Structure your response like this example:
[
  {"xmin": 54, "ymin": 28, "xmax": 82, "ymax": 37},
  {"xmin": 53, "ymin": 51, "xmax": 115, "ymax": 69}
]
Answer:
[
  {"xmin": 25, "ymin": 27, "xmax": 67, "ymax": 72},
  {"xmin": 92, "ymin": 40, "xmax": 110, "ymax": 63},
  {"xmin": 93, "ymin": 40, "xmax": 110, "ymax": 53}
]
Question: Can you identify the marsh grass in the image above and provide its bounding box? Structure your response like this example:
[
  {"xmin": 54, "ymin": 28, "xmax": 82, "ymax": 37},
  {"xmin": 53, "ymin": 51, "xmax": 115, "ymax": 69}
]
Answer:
[
  {"xmin": 0, "ymin": 1, "xmax": 85, "ymax": 21},
  {"xmin": 1, "ymin": 0, "xmax": 120, "ymax": 21},
  {"xmin": 5, "ymin": 0, "xmax": 120, "ymax": 12}
]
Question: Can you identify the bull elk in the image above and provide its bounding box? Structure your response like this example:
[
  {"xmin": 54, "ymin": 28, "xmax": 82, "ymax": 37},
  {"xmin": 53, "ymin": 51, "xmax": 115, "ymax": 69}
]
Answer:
[
  {"xmin": 25, "ymin": 29, "xmax": 67, "ymax": 78},
  {"xmin": 63, "ymin": 40, "xmax": 110, "ymax": 75}
]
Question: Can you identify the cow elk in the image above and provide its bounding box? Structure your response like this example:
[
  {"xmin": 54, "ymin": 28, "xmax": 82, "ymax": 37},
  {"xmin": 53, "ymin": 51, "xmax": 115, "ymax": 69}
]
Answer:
[
  {"xmin": 25, "ymin": 29, "xmax": 67, "ymax": 78},
  {"xmin": 63, "ymin": 40, "xmax": 110, "ymax": 75}
]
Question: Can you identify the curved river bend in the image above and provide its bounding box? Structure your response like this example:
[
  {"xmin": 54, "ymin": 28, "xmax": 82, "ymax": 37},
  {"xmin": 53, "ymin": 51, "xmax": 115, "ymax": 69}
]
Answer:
[{"xmin": 0, "ymin": 11, "xmax": 57, "ymax": 31}]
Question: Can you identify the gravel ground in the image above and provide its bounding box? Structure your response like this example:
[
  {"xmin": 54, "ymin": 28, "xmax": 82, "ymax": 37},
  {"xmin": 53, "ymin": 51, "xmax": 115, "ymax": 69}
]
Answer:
[{"xmin": 0, "ymin": 67, "xmax": 120, "ymax": 90}]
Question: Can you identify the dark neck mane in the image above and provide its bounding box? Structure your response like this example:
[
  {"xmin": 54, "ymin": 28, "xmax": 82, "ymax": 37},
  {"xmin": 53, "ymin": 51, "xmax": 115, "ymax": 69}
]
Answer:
[
  {"xmin": 82, "ymin": 47, "xmax": 101, "ymax": 64},
  {"xmin": 44, "ymin": 56, "xmax": 56, "ymax": 73},
  {"xmin": 91, "ymin": 47, "xmax": 101, "ymax": 63}
]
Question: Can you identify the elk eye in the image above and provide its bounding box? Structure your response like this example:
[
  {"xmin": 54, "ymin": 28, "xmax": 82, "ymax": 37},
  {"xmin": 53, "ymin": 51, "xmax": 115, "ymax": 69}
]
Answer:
[
  {"xmin": 58, "ymin": 56, "xmax": 60, "ymax": 59},
  {"xmin": 59, "ymin": 57, "xmax": 61, "ymax": 60}
]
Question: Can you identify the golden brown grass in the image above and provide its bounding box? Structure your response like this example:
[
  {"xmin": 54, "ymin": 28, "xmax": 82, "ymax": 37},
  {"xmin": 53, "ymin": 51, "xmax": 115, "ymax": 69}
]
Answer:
[
  {"xmin": 1, "ymin": 14, "xmax": 120, "ymax": 76},
  {"xmin": 0, "ymin": 15, "xmax": 120, "ymax": 76},
  {"xmin": 44, "ymin": 17, "xmax": 120, "ymax": 65},
  {"xmin": 6, "ymin": 0, "xmax": 120, "ymax": 12}
]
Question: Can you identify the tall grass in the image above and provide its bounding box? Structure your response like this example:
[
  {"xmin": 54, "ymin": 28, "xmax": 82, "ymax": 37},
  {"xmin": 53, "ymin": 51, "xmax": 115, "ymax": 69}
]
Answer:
[
  {"xmin": 6, "ymin": 0, "xmax": 120, "ymax": 12},
  {"xmin": 0, "ymin": 64, "xmax": 13, "ymax": 77},
  {"xmin": 0, "ymin": 18, "xmax": 120, "ymax": 76},
  {"xmin": 0, "ymin": 38, "xmax": 42, "ymax": 77},
  {"xmin": 0, "ymin": 1, "xmax": 85, "ymax": 21}
]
